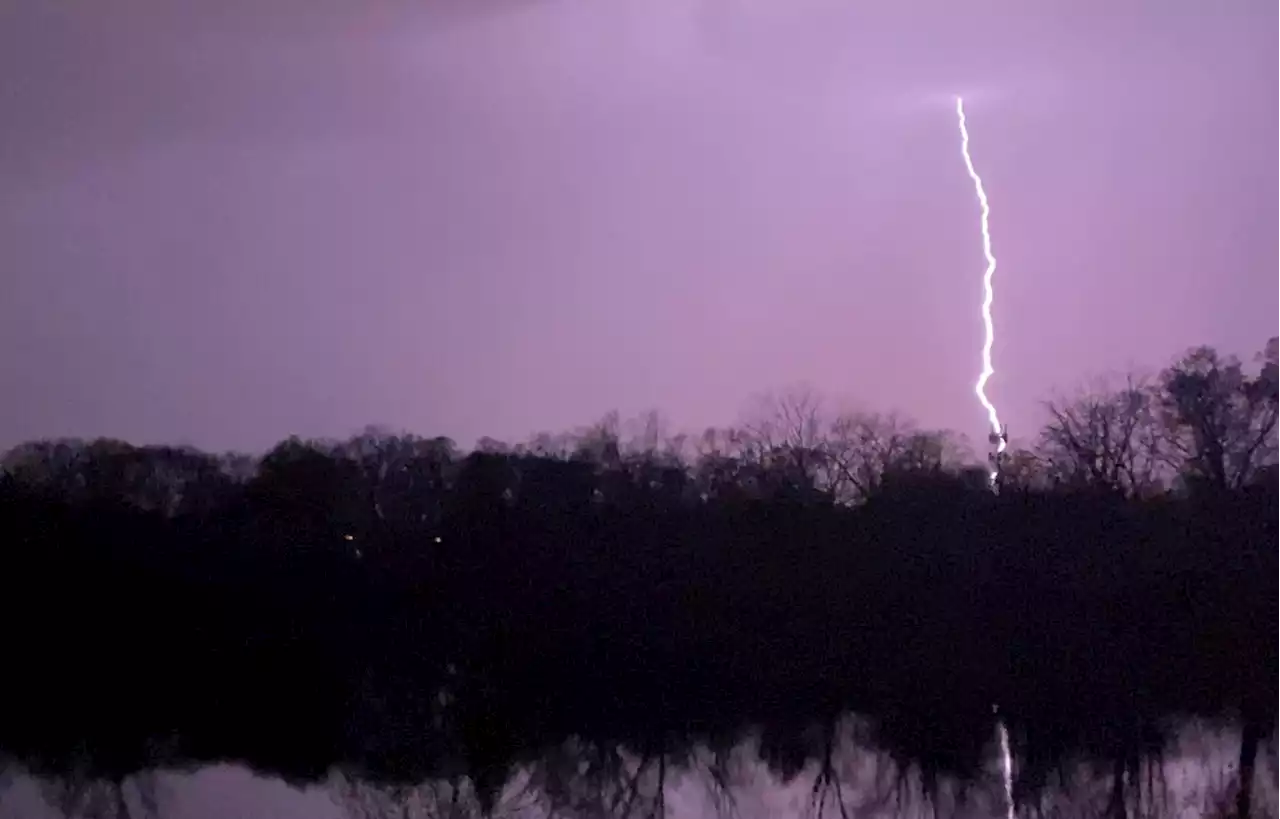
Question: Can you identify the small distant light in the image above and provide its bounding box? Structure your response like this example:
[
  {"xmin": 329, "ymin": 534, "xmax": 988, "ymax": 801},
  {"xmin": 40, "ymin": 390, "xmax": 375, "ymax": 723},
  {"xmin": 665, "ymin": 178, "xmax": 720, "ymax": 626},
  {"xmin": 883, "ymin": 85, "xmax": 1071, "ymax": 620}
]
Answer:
[
  {"xmin": 344, "ymin": 534, "xmax": 355, "ymax": 541},
  {"xmin": 434, "ymin": 536, "xmax": 442, "ymax": 543},
  {"xmin": 354, "ymin": 548, "xmax": 363, "ymax": 559}
]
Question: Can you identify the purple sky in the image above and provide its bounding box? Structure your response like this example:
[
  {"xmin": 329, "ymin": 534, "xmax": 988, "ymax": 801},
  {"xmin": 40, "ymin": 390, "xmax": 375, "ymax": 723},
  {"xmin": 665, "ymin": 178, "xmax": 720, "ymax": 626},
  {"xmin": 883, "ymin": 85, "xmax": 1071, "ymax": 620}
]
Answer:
[{"xmin": 2, "ymin": 0, "xmax": 1276, "ymax": 455}]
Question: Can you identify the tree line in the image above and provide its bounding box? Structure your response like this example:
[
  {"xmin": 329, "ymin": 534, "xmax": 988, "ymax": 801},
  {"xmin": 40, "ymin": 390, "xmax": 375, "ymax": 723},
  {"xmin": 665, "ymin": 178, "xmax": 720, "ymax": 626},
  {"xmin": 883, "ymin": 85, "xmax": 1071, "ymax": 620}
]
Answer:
[{"xmin": 0, "ymin": 339, "xmax": 1275, "ymax": 818}]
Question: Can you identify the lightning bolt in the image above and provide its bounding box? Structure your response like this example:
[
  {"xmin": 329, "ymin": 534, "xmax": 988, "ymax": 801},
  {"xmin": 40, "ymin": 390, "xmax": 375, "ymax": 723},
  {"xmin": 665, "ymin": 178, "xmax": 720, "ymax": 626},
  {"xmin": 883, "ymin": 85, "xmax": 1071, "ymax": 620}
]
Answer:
[
  {"xmin": 960, "ymin": 97, "xmax": 1016, "ymax": 819},
  {"xmin": 955, "ymin": 96, "xmax": 1005, "ymax": 483}
]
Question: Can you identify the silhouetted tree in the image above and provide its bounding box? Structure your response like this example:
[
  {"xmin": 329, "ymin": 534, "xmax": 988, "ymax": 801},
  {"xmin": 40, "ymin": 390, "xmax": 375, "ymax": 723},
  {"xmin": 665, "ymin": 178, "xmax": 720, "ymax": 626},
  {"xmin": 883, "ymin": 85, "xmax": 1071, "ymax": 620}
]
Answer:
[
  {"xmin": 728, "ymin": 389, "xmax": 831, "ymax": 503},
  {"xmin": 1160, "ymin": 338, "xmax": 1279, "ymax": 492},
  {"xmin": 824, "ymin": 411, "xmax": 962, "ymax": 502},
  {"xmin": 994, "ymin": 446, "xmax": 1053, "ymax": 494},
  {"xmin": 1038, "ymin": 374, "xmax": 1167, "ymax": 497}
]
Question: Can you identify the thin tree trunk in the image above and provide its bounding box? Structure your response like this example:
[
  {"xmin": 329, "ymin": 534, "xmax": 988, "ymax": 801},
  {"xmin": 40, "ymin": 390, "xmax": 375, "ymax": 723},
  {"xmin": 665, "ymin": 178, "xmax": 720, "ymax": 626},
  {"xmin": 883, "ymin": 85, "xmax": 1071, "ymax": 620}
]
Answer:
[
  {"xmin": 1237, "ymin": 715, "xmax": 1260, "ymax": 819},
  {"xmin": 1107, "ymin": 753, "xmax": 1128, "ymax": 819}
]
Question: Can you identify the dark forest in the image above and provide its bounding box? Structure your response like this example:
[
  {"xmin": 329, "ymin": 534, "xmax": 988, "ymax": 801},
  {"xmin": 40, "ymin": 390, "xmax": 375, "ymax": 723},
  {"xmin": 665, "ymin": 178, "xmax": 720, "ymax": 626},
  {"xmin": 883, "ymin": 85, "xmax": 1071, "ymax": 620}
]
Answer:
[{"xmin": 1, "ymin": 340, "xmax": 1276, "ymax": 819}]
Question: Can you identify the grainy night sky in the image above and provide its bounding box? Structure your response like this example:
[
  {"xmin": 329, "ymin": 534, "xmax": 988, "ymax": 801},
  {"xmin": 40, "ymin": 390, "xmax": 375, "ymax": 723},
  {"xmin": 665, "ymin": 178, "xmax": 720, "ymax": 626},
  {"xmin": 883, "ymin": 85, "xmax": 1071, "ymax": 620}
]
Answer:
[{"xmin": 2, "ymin": 0, "xmax": 1275, "ymax": 455}]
